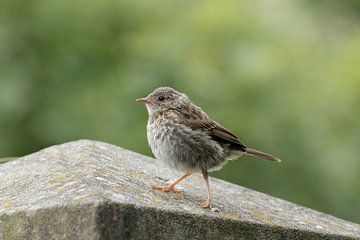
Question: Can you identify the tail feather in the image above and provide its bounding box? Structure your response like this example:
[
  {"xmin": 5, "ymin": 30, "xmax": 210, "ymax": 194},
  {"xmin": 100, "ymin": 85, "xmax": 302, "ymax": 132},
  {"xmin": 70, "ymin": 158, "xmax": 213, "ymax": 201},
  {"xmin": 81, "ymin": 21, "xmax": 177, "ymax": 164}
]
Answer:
[{"xmin": 245, "ymin": 148, "xmax": 281, "ymax": 162}]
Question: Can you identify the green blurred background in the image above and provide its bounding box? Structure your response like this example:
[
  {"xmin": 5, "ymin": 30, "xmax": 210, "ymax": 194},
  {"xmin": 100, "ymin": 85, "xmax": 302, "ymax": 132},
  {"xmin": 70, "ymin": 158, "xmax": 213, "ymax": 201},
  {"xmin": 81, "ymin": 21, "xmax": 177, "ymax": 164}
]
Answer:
[{"xmin": 0, "ymin": 0, "xmax": 359, "ymax": 222}]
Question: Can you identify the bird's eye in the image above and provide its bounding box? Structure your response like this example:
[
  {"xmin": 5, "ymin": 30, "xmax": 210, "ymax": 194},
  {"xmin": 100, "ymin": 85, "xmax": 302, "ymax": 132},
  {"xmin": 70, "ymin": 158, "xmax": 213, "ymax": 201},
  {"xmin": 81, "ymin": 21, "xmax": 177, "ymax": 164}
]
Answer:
[{"xmin": 158, "ymin": 95, "xmax": 165, "ymax": 101}]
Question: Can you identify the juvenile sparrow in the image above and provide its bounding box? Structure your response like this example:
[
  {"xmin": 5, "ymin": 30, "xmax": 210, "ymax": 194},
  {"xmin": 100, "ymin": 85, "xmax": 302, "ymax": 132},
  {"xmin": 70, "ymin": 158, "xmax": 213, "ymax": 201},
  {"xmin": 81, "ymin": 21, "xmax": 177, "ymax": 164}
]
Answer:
[{"xmin": 137, "ymin": 87, "xmax": 280, "ymax": 209}]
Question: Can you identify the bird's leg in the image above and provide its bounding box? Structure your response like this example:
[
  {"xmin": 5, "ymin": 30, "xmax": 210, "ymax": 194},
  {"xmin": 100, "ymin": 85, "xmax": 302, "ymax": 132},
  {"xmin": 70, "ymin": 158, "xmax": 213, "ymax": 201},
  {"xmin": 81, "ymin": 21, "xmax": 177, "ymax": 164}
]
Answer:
[
  {"xmin": 200, "ymin": 170, "xmax": 212, "ymax": 209},
  {"xmin": 152, "ymin": 172, "xmax": 191, "ymax": 194}
]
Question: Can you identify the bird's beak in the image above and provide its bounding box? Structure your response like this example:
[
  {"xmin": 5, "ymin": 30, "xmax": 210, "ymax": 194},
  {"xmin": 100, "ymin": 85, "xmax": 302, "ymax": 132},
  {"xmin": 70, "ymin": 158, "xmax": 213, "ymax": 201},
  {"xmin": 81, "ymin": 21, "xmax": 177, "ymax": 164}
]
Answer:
[{"xmin": 136, "ymin": 97, "xmax": 153, "ymax": 104}]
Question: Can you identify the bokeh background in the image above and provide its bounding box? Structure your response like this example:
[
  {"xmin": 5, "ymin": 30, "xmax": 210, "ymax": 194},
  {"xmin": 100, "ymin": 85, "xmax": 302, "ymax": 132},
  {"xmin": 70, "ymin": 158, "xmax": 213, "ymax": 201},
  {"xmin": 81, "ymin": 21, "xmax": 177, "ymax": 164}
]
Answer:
[{"xmin": 1, "ymin": 0, "xmax": 359, "ymax": 222}]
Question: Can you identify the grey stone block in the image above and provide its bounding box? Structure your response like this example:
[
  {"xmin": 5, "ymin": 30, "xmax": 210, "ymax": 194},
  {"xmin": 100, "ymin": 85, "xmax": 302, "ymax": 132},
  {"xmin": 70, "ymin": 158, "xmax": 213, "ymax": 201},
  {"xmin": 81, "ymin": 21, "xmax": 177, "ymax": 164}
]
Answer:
[{"xmin": 0, "ymin": 140, "xmax": 359, "ymax": 239}]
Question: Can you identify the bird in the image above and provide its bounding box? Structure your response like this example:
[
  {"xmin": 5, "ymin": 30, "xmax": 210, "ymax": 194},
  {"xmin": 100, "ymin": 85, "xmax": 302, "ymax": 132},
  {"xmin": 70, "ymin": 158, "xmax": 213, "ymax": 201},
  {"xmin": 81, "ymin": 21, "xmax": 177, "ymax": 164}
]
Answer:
[{"xmin": 136, "ymin": 87, "xmax": 280, "ymax": 209}]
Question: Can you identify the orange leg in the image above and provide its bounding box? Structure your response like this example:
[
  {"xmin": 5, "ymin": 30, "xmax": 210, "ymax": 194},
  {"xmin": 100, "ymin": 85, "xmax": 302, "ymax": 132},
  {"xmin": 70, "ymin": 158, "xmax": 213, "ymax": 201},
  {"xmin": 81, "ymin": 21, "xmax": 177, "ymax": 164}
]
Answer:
[
  {"xmin": 152, "ymin": 172, "xmax": 191, "ymax": 194},
  {"xmin": 200, "ymin": 170, "xmax": 212, "ymax": 209}
]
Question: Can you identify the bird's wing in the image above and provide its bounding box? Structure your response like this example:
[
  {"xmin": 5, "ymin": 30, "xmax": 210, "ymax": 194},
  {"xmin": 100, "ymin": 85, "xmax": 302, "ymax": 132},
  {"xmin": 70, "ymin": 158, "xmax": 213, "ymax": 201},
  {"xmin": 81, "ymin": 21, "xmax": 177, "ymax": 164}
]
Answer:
[{"xmin": 185, "ymin": 119, "xmax": 247, "ymax": 151}]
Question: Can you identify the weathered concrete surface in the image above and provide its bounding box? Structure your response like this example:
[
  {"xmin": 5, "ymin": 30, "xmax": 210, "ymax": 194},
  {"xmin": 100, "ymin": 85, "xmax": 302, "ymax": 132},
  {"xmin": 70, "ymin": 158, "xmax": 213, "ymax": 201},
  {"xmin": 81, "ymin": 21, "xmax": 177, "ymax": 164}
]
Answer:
[{"xmin": 0, "ymin": 140, "xmax": 359, "ymax": 240}]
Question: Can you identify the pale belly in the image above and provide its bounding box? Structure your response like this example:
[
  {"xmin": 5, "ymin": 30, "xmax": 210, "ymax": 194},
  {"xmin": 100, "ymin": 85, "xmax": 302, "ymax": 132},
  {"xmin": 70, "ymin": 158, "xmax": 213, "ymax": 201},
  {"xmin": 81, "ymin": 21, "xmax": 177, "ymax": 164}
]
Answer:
[{"xmin": 147, "ymin": 121, "xmax": 231, "ymax": 172}]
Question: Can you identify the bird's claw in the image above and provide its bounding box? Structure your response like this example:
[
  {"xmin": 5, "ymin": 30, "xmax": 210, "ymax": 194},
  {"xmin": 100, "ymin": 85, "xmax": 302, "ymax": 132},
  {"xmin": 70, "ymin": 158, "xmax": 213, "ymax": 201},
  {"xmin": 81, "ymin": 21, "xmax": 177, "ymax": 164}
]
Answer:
[
  {"xmin": 200, "ymin": 201, "xmax": 212, "ymax": 209},
  {"xmin": 151, "ymin": 184, "xmax": 182, "ymax": 194}
]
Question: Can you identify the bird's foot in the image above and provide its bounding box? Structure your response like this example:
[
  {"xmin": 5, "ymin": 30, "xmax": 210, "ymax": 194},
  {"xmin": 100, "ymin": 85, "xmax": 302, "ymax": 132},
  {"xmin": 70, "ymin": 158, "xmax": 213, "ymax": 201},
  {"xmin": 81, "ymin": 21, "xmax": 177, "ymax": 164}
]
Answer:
[
  {"xmin": 200, "ymin": 201, "xmax": 212, "ymax": 209},
  {"xmin": 151, "ymin": 184, "xmax": 182, "ymax": 194}
]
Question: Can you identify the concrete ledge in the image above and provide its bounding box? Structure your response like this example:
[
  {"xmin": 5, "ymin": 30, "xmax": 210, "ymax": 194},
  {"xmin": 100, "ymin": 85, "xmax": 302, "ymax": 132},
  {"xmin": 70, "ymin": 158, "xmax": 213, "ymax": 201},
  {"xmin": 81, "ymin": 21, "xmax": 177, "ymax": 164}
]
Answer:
[{"xmin": 0, "ymin": 140, "xmax": 359, "ymax": 239}]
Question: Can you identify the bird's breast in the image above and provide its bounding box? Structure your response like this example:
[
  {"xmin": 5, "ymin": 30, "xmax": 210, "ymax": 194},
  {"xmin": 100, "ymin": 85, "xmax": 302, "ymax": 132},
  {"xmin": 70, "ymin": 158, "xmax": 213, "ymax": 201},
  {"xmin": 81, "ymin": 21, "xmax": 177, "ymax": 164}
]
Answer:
[
  {"xmin": 147, "ymin": 120, "xmax": 178, "ymax": 162},
  {"xmin": 146, "ymin": 118, "xmax": 227, "ymax": 172}
]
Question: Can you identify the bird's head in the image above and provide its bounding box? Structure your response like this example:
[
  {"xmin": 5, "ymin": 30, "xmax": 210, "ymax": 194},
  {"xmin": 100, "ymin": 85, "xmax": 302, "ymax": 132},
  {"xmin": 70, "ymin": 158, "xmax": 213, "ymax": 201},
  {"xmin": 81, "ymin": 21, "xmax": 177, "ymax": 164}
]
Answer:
[{"xmin": 136, "ymin": 87, "xmax": 188, "ymax": 115}]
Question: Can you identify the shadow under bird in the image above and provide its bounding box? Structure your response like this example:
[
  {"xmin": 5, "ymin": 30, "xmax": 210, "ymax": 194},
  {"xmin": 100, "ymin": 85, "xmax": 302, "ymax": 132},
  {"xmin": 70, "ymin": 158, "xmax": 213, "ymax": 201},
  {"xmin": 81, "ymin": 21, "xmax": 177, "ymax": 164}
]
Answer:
[{"xmin": 137, "ymin": 87, "xmax": 280, "ymax": 209}]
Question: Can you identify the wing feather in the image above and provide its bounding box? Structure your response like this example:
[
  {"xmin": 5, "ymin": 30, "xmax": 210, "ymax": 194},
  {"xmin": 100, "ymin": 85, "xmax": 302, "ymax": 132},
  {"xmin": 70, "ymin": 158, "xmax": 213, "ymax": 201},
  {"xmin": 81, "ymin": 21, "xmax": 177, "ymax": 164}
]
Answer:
[{"xmin": 185, "ymin": 119, "xmax": 247, "ymax": 151}]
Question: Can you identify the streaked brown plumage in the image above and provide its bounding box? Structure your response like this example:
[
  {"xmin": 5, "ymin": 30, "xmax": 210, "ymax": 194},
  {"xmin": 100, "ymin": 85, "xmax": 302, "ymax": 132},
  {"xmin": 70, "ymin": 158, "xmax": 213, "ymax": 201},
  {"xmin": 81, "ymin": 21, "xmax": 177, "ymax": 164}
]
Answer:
[{"xmin": 137, "ymin": 87, "xmax": 280, "ymax": 209}]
